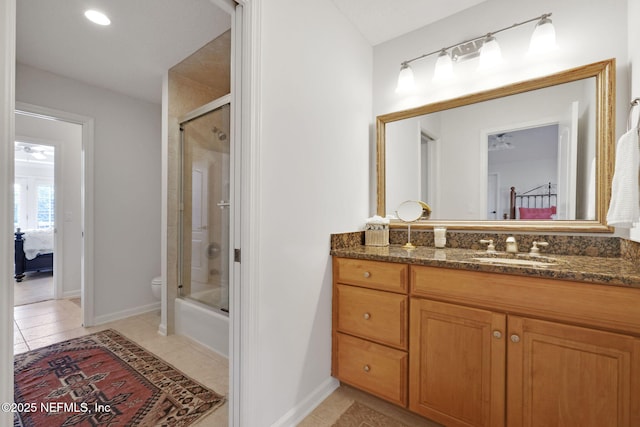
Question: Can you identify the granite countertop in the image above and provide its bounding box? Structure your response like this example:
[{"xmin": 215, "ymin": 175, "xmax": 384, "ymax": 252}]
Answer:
[{"xmin": 331, "ymin": 245, "xmax": 640, "ymax": 288}]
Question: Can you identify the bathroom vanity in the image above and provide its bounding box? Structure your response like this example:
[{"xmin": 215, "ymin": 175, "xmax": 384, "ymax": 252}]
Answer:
[{"xmin": 331, "ymin": 243, "xmax": 640, "ymax": 427}]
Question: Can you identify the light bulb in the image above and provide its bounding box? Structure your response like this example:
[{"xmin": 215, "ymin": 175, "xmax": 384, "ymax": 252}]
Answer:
[
  {"xmin": 395, "ymin": 63, "xmax": 415, "ymax": 94},
  {"xmin": 529, "ymin": 16, "xmax": 557, "ymax": 54},
  {"xmin": 478, "ymin": 34, "xmax": 502, "ymax": 70},
  {"xmin": 84, "ymin": 10, "xmax": 111, "ymax": 26},
  {"xmin": 433, "ymin": 50, "xmax": 453, "ymax": 82}
]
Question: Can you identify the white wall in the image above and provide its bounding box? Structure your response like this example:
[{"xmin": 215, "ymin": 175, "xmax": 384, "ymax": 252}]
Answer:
[
  {"xmin": 386, "ymin": 117, "xmax": 421, "ymax": 215},
  {"xmin": 257, "ymin": 0, "xmax": 372, "ymax": 424},
  {"xmin": 15, "ymin": 114, "xmax": 82, "ymax": 297},
  {"xmin": 15, "ymin": 64, "xmax": 162, "ymax": 321}
]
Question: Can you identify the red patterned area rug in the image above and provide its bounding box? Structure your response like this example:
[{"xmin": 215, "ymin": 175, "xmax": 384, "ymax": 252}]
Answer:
[{"xmin": 14, "ymin": 329, "xmax": 225, "ymax": 426}]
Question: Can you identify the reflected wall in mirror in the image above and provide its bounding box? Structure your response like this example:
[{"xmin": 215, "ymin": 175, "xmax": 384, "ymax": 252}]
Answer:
[{"xmin": 377, "ymin": 59, "xmax": 614, "ymax": 232}]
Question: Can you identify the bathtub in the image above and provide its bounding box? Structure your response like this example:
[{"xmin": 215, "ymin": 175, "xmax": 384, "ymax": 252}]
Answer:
[{"xmin": 174, "ymin": 297, "xmax": 229, "ymax": 358}]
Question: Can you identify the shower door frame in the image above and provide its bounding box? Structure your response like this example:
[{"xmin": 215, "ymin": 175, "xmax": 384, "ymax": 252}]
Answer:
[{"xmin": 178, "ymin": 94, "xmax": 231, "ymax": 313}]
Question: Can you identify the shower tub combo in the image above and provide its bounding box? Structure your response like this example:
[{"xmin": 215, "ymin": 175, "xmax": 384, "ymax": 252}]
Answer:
[{"xmin": 175, "ymin": 94, "xmax": 231, "ymax": 358}]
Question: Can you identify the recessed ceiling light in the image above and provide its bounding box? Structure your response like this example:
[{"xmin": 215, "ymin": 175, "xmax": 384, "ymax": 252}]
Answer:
[{"xmin": 84, "ymin": 9, "xmax": 111, "ymax": 26}]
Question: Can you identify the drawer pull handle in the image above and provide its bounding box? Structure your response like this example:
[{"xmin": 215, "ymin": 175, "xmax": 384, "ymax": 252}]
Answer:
[
  {"xmin": 363, "ymin": 312, "xmax": 371, "ymax": 320},
  {"xmin": 363, "ymin": 271, "xmax": 371, "ymax": 278},
  {"xmin": 363, "ymin": 365, "xmax": 370, "ymax": 372},
  {"xmin": 510, "ymin": 334, "xmax": 521, "ymax": 343},
  {"xmin": 492, "ymin": 330, "xmax": 502, "ymax": 339}
]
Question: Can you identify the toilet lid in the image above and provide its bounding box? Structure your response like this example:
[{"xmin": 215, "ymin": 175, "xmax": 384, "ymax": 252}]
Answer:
[{"xmin": 152, "ymin": 277, "xmax": 162, "ymax": 285}]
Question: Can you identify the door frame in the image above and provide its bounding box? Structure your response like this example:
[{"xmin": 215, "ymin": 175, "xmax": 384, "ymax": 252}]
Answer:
[
  {"xmin": 481, "ymin": 116, "xmax": 563, "ymax": 221},
  {"xmin": 16, "ymin": 102, "xmax": 95, "ymax": 327}
]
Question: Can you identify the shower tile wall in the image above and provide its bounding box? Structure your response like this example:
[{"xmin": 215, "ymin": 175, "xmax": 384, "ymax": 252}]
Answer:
[{"xmin": 167, "ymin": 30, "xmax": 231, "ymax": 334}]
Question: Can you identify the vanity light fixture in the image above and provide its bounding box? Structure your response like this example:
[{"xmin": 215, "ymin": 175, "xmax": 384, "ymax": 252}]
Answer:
[
  {"xmin": 84, "ymin": 9, "xmax": 111, "ymax": 26},
  {"xmin": 477, "ymin": 33, "xmax": 502, "ymax": 71},
  {"xmin": 433, "ymin": 50, "xmax": 454, "ymax": 82},
  {"xmin": 395, "ymin": 62, "xmax": 415, "ymax": 93},
  {"xmin": 395, "ymin": 12, "xmax": 556, "ymax": 92}
]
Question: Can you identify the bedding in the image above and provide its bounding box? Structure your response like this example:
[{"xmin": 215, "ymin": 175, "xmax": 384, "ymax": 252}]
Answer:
[
  {"xmin": 14, "ymin": 228, "xmax": 54, "ymax": 282},
  {"xmin": 519, "ymin": 206, "xmax": 557, "ymax": 219}
]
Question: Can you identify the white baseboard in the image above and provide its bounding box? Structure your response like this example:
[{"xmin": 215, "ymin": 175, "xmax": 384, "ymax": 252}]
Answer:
[
  {"xmin": 270, "ymin": 376, "xmax": 339, "ymax": 427},
  {"xmin": 62, "ymin": 290, "xmax": 81, "ymax": 299},
  {"xmin": 157, "ymin": 322, "xmax": 167, "ymax": 336},
  {"xmin": 93, "ymin": 302, "xmax": 161, "ymax": 325}
]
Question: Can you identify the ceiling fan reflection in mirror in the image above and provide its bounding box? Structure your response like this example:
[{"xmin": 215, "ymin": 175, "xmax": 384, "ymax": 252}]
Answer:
[{"xmin": 488, "ymin": 133, "xmax": 514, "ymax": 151}]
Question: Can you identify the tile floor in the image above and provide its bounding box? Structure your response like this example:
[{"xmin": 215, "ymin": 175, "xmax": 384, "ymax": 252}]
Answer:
[
  {"xmin": 13, "ymin": 298, "xmax": 229, "ymax": 426},
  {"xmin": 13, "ymin": 271, "xmax": 54, "ymax": 306},
  {"xmin": 13, "ymin": 298, "xmax": 437, "ymax": 426}
]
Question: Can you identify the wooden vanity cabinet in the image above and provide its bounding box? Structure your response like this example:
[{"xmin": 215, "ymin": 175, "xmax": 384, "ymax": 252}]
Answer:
[
  {"xmin": 332, "ymin": 257, "xmax": 409, "ymax": 406},
  {"xmin": 411, "ymin": 265, "xmax": 640, "ymax": 427},
  {"xmin": 333, "ymin": 258, "xmax": 640, "ymax": 425},
  {"xmin": 507, "ymin": 316, "xmax": 640, "ymax": 427},
  {"xmin": 409, "ymin": 298, "xmax": 506, "ymax": 427}
]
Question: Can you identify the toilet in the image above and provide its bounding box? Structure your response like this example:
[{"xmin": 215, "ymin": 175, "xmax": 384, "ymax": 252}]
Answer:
[{"xmin": 151, "ymin": 276, "xmax": 162, "ymax": 299}]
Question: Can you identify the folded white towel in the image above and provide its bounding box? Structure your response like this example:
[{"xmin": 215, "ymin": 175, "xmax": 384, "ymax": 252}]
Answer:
[{"xmin": 607, "ymin": 128, "xmax": 640, "ymax": 227}]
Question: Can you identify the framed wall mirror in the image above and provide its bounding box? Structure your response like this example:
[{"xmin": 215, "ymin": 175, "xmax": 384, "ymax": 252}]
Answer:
[{"xmin": 377, "ymin": 59, "xmax": 615, "ymax": 232}]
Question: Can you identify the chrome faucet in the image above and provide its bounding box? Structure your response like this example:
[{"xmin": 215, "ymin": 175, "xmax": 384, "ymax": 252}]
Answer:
[
  {"xmin": 529, "ymin": 241, "xmax": 549, "ymax": 256},
  {"xmin": 505, "ymin": 236, "xmax": 518, "ymax": 253},
  {"xmin": 479, "ymin": 239, "xmax": 496, "ymax": 253}
]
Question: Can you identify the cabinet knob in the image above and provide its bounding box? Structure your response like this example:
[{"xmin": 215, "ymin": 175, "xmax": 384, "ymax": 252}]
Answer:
[
  {"xmin": 510, "ymin": 334, "xmax": 521, "ymax": 343},
  {"xmin": 363, "ymin": 365, "xmax": 370, "ymax": 372},
  {"xmin": 363, "ymin": 271, "xmax": 371, "ymax": 278},
  {"xmin": 492, "ymin": 330, "xmax": 502, "ymax": 339},
  {"xmin": 363, "ymin": 312, "xmax": 371, "ymax": 320}
]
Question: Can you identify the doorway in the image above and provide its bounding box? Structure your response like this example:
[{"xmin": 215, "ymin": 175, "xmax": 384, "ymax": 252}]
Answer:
[
  {"xmin": 14, "ymin": 103, "xmax": 94, "ymax": 327},
  {"xmin": 13, "ymin": 139, "xmax": 56, "ymax": 305}
]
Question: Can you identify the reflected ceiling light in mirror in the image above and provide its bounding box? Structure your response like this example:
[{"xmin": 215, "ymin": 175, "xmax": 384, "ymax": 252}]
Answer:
[
  {"xmin": 395, "ymin": 12, "xmax": 555, "ymax": 92},
  {"xmin": 395, "ymin": 62, "xmax": 415, "ymax": 93},
  {"xmin": 84, "ymin": 10, "xmax": 111, "ymax": 26},
  {"xmin": 433, "ymin": 50, "xmax": 453, "ymax": 81}
]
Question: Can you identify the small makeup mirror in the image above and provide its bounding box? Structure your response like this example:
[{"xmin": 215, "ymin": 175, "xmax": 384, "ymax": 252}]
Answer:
[{"xmin": 396, "ymin": 200, "xmax": 425, "ymax": 249}]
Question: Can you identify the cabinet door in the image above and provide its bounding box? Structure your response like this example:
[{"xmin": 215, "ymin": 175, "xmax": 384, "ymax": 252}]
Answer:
[
  {"xmin": 409, "ymin": 298, "xmax": 506, "ymax": 427},
  {"xmin": 507, "ymin": 316, "xmax": 640, "ymax": 427}
]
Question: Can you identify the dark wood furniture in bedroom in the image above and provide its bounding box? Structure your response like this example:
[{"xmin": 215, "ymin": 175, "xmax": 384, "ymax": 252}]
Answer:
[{"xmin": 14, "ymin": 229, "xmax": 53, "ymax": 282}]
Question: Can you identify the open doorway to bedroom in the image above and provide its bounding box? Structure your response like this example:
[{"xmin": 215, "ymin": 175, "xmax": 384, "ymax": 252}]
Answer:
[
  {"xmin": 13, "ymin": 111, "xmax": 83, "ymax": 309},
  {"xmin": 13, "ymin": 140, "xmax": 55, "ymax": 305}
]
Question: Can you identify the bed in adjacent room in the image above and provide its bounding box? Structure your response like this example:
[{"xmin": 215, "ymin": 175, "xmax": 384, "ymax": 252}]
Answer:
[{"xmin": 14, "ymin": 228, "xmax": 54, "ymax": 282}]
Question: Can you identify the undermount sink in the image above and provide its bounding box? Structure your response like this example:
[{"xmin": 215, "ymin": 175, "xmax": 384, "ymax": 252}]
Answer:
[{"xmin": 471, "ymin": 252, "xmax": 558, "ymax": 268}]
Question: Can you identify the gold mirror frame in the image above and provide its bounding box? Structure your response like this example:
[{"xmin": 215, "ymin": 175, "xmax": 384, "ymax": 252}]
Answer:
[{"xmin": 376, "ymin": 59, "xmax": 615, "ymax": 232}]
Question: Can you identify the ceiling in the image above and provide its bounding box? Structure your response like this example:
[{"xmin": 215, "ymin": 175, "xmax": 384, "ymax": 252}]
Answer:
[
  {"xmin": 16, "ymin": 0, "xmax": 231, "ymax": 104},
  {"xmin": 16, "ymin": 1, "xmax": 485, "ymax": 105},
  {"xmin": 331, "ymin": 0, "xmax": 487, "ymax": 46}
]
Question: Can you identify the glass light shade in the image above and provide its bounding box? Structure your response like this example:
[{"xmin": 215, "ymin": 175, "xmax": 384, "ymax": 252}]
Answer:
[
  {"xmin": 433, "ymin": 50, "xmax": 453, "ymax": 82},
  {"xmin": 395, "ymin": 63, "xmax": 415, "ymax": 93},
  {"xmin": 529, "ymin": 17, "xmax": 557, "ymax": 54},
  {"xmin": 478, "ymin": 35, "xmax": 502, "ymax": 70}
]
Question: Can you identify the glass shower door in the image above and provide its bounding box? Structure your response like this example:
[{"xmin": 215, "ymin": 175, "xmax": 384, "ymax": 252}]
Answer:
[{"xmin": 180, "ymin": 102, "xmax": 230, "ymax": 313}]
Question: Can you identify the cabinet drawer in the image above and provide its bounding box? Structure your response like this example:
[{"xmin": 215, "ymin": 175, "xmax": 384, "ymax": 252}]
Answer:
[
  {"xmin": 334, "ymin": 258, "xmax": 408, "ymax": 293},
  {"xmin": 336, "ymin": 333, "xmax": 408, "ymax": 407},
  {"xmin": 336, "ymin": 284, "xmax": 408, "ymax": 349}
]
